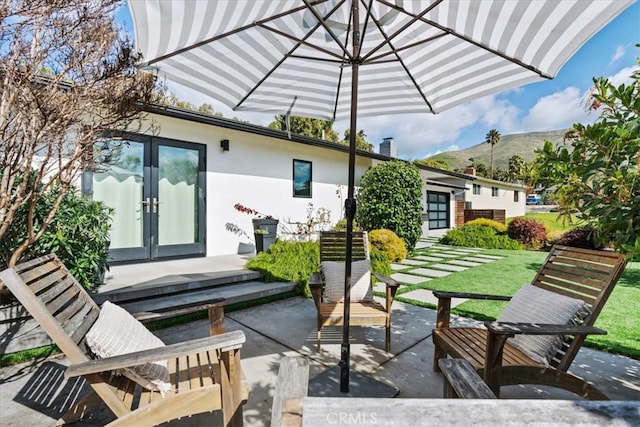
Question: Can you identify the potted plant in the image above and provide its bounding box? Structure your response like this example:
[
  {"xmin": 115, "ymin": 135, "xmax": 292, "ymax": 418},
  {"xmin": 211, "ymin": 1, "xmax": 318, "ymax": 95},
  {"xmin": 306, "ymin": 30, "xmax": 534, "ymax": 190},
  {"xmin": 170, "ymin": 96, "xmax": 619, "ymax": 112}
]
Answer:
[{"xmin": 234, "ymin": 203, "xmax": 279, "ymax": 253}]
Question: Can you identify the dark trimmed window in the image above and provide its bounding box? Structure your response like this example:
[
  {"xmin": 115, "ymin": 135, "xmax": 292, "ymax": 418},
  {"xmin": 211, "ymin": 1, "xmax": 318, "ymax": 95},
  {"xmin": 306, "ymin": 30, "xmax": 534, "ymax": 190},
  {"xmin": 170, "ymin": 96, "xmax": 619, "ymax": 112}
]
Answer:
[
  {"xmin": 293, "ymin": 159, "xmax": 312, "ymax": 197},
  {"xmin": 492, "ymin": 187, "xmax": 499, "ymax": 197},
  {"xmin": 472, "ymin": 183, "xmax": 481, "ymax": 195}
]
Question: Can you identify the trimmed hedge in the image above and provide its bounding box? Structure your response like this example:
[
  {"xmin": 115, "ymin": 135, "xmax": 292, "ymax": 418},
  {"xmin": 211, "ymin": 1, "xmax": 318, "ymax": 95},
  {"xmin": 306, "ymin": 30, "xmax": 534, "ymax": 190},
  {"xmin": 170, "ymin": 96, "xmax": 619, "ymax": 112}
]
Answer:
[{"xmin": 440, "ymin": 225, "xmax": 523, "ymax": 250}]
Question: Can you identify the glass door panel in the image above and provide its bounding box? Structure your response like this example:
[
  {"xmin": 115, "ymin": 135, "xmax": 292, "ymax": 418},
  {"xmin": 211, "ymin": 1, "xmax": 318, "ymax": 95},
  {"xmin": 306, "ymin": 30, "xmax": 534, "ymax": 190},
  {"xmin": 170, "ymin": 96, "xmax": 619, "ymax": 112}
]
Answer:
[
  {"xmin": 92, "ymin": 140, "xmax": 150, "ymax": 262},
  {"xmin": 157, "ymin": 145, "xmax": 199, "ymax": 246},
  {"xmin": 152, "ymin": 141, "xmax": 205, "ymax": 259}
]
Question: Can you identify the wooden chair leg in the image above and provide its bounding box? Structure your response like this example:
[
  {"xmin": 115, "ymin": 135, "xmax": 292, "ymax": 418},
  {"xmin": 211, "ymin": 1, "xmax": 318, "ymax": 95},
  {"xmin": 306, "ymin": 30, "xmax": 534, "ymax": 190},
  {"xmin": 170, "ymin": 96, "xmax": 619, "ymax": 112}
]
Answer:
[
  {"xmin": 433, "ymin": 341, "xmax": 447, "ymax": 372},
  {"xmin": 317, "ymin": 328, "xmax": 321, "ymax": 351},
  {"xmin": 385, "ymin": 324, "xmax": 391, "ymax": 353}
]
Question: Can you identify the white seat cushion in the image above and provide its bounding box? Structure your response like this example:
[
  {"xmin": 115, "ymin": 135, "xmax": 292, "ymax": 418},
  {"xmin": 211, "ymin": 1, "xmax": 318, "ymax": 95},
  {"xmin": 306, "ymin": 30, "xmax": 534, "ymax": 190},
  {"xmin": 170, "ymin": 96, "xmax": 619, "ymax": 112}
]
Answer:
[
  {"xmin": 321, "ymin": 260, "xmax": 373, "ymax": 303},
  {"xmin": 86, "ymin": 301, "xmax": 172, "ymax": 396},
  {"xmin": 497, "ymin": 284, "xmax": 590, "ymax": 365}
]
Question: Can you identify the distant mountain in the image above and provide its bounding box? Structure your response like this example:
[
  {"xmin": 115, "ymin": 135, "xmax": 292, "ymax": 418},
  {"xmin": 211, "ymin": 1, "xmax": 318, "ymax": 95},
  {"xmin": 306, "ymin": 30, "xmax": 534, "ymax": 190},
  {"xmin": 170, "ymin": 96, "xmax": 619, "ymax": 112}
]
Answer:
[{"xmin": 426, "ymin": 129, "xmax": 569, "ymax": 171}]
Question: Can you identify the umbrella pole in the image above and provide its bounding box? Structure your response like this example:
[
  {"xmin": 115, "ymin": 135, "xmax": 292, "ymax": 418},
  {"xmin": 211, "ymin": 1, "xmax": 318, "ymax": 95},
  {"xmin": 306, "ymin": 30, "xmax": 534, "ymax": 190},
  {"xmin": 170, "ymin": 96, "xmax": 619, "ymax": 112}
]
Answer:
[{"xmin": 340, "ymin": 0, "xmax": 361, "ymax": 394}]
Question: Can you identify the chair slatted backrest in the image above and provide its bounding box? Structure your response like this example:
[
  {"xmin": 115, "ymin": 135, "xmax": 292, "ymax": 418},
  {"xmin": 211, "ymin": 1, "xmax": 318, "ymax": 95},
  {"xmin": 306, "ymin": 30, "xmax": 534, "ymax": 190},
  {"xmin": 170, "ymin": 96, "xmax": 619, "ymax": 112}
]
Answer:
[
  {"xmin": 0, "ymin": 254, "xmax": 101, "ymax": 363},
  {"xmin": 530, "ymin": 245, "xmax": 627, "ymax": 370},
  {"xmin": 319, "ymin": 231, "xmax": 368, "ymax": 262}
]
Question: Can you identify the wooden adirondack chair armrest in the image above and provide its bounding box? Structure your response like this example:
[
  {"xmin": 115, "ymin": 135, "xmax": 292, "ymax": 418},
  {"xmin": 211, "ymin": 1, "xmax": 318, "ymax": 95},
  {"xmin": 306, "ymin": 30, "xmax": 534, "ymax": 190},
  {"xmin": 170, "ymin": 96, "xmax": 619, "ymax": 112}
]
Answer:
[
  {"xmin": 434, "ymin": 291, "xmax": 511, "ymax": 329},
  {"xmin": 433, "ymin": 290, "xmax": 512, "ymax": 301},
  {"xmin": 309, "ymin": 272, "xmax": 323, "ymax": 308},
  {"xmin": 373, "ymin": 272, "xmax": 399, "ymax": 289},
  {"xmin": 373, "ymin": 272, "xmax": 399, "ymax": 309},
  {"xmin": 65, "ymin": 330, "xmax": 246, "ymax": 378},
  {"xmin": 484, "ymin": 322, "xmax": 607, "ymax": 337}
]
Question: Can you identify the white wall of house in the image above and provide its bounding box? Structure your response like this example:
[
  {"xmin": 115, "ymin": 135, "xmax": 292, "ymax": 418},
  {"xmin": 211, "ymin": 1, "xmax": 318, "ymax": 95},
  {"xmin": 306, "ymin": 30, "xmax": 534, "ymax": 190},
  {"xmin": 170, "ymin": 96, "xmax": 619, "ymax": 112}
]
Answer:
[
  {"xmin": 147, "ymin": 113, "xmax": 373, "ymax": 256},
  {"xmin": 466, "ymin": 178, "xmax": 526, "ymax": 219}
]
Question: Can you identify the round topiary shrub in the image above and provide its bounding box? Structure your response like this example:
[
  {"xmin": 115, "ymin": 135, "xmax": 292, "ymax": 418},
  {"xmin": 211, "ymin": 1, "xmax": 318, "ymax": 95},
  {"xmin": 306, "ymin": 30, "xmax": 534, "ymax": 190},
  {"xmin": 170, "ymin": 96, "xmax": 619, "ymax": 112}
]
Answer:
[
  {"xmin": 507, "ymin": 217, "xmax": 547, "ymax": 249},
  {"xmin": 368, "ymin": 229, "xmax": 407, "ymax": 262},
  {"xmin": 557, "ymin": 225, "xmax": 600, "ymax": 249},
  {"xmin": 464, "ymin": 218, "xmax": 507, "ymax": 233}
]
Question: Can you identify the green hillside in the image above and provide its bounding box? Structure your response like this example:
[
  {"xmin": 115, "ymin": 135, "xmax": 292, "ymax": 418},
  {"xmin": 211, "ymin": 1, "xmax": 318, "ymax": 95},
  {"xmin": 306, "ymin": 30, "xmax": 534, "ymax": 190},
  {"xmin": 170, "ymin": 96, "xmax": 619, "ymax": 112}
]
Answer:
[{"xmin": 426, "ymin": 129, "xmax": 568, "ymax": 171}]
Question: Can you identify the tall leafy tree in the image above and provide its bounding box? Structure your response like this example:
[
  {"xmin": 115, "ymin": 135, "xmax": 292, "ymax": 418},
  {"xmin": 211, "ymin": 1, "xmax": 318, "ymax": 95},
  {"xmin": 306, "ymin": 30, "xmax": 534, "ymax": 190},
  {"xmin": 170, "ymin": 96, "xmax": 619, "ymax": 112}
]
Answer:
[
  {"xmin": 342, "ymin": 129, "xmax": 373, "ymax": 152},
  {"xmin": 506, "ymin": 155, "xmax": 526, "ymax": 183},
  {"xmin": 484, "ymin": 129, "xmax": 501, "ymax": 179},
  {"xmin": 268, "ymin": 115, "xmax": 340, "ymax": 142},
  {"xmin": 534, "ymin": 61, "xmax": 640, "ymax": 258},
  {"xmin": 0, "ymin": 0, "xmax": 157, "ymax": 269}
]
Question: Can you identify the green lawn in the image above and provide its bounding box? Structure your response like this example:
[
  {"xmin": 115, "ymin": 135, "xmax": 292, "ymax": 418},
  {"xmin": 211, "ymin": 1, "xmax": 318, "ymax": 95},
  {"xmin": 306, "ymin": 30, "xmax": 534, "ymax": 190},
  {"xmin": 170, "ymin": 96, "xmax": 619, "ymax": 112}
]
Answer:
[
  {"xmin": 394, "ymin": 248, "xmax": 640, "ymax": 359},
  {"xmin": 507, "ymin": 212, "xmax": 582, "ymax": 233}
]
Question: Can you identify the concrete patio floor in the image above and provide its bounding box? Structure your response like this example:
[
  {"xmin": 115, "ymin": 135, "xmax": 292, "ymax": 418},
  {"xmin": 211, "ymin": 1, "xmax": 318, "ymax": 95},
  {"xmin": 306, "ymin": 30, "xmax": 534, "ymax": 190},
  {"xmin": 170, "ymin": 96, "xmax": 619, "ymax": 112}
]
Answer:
[{"xmin": 1, "ymin": 296, "xmax": 639, "ymax": 426}]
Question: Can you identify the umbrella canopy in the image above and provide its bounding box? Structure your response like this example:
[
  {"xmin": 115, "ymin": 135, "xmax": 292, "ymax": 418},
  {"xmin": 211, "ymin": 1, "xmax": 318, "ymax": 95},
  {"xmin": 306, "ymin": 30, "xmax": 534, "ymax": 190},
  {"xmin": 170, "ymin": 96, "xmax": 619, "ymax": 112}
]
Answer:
[
  {"xmin": 129, "ymin": 0, "xmax": 633, "ymax": 393},
  {"xmin": 130, "ymin": 0, "xmax": 630, "ymax": 121}
]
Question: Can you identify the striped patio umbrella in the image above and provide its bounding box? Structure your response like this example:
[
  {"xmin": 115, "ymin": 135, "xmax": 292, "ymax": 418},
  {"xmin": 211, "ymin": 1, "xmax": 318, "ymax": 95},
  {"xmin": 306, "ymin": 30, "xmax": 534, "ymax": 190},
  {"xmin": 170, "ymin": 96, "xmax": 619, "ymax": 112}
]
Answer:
[{"xmin": 129, "ymin": 0, "xmax": 633, "ymax": 393}]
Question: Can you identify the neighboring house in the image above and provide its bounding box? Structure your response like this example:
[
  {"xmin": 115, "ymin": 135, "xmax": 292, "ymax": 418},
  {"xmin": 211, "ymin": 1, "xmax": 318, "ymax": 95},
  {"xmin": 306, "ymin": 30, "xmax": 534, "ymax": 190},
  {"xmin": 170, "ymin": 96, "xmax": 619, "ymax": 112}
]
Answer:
[
  {"xmin": 462, "ymin": 168, "xmax": 527, "ymax": 220},
  {"xmin": 83, "ymin": 105, "xmax": 525, "ymax": 264}
]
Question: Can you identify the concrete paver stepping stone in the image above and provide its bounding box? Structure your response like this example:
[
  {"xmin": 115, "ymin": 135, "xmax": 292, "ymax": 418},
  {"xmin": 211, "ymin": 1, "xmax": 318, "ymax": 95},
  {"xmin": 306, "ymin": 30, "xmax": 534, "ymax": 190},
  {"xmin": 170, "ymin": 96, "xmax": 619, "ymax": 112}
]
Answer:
[
  {"xmin": 447, "ymin": 260, "xmax": 482, "ymax": 267},
  {"xmin": 401, "ymin": 259, "xmax": 427, "ymax": 266},
  {"xmin": 413, "ymin": 255, "xmax": 444, "ymax": 262},
  {"xmin": 400, "ymin": 289, "xmax": 468, "ymax": 308},
  {"xmin": 430, "ymin": 263, "xmax": 468, "ymax": 272},
  {"xmin": 448, "ymin": 248, "xmax": 483, "ymax": 253},
  {"xmin": 391, "ymin": 272, "xmax": 432, "ymax": 285},
  {"xmin": 414, "ymin": 241, "xmax": 433, "ymax": 249},
  {"xmin": 391, "ymin": 263, "xmax": 408, "ymax": 271},
  {"xmin": 427, "ymin": 252, "xmax": 460, "ymax": 258},
  {"xmin": 463, "ymin": 256, "xmax": 495, "ymax": 263},
  {"xmin": 440, "ymin": 251, "xmax": 475, "ymax": 256},
  {"xmin": 410, "ymin": 268, "xmax": 451, "ymax": 278},
  {"xmin": 471, "ymin": 254, "xmax": 503, "ymax": 260}
]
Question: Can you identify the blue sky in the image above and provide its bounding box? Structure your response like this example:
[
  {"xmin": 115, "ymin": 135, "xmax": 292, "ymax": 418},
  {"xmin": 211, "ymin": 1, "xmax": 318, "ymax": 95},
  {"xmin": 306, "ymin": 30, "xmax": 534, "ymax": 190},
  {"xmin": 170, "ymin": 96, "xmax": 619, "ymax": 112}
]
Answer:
[{"xmin": 118, "ymin": 1, "xmax": 639, "ymax": 160}]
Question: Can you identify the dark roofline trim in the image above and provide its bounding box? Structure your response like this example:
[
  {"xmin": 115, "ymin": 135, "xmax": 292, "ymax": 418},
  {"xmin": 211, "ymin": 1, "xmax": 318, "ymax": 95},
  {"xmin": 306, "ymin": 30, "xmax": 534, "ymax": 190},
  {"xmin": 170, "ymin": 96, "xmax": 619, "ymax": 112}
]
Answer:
[
  {"xmin": 425, "ymin": 180, "xmax": 469, "ymax": 191},
  {"xmin": 414, "ymin": 163, "xmax": 477, "ymax": 180},
  {"xmin": 145, "ymin": 104, "xmax": 393, "ymax": 162}
]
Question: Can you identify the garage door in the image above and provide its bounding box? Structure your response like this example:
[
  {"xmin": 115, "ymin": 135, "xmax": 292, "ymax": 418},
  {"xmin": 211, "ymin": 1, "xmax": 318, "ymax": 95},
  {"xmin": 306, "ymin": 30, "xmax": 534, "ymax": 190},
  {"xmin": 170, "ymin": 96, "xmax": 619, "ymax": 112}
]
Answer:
[{"xmin": 427, "ymin": 191, "xmax": 450, "ymax": 230}]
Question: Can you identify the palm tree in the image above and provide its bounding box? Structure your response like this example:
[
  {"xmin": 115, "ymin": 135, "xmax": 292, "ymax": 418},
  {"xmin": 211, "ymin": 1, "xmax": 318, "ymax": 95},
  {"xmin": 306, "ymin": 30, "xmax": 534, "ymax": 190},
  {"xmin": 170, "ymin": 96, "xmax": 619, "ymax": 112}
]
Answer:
[{"xmin": 485, "ymin": 129, "xmax": 501, "ymax": 179}]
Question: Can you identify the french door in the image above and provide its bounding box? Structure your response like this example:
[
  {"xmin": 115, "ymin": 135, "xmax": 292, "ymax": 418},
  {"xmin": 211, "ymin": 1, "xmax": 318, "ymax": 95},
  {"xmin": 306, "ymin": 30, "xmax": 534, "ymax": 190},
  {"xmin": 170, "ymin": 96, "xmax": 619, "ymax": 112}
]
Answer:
[{"xmin": 89, "ymin": 136, "xmax": 206, "ymax": 263}]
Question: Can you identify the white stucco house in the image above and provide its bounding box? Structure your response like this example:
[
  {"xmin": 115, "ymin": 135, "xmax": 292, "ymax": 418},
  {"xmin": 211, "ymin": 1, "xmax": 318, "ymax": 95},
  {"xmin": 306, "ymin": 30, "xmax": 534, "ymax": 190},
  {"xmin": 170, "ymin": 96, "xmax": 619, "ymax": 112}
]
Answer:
[{"xmin": 84, "ymin": 105, "xmax": 525, "ymax": 264}]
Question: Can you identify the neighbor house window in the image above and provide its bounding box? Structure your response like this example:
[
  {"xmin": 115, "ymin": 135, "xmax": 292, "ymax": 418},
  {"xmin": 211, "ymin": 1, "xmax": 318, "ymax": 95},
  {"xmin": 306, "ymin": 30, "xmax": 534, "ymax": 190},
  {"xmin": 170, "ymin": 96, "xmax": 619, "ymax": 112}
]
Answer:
[
  {"xmin": 472, "ymin": 184, "xmax": 481, "ymax": 195},
  {"xmin": 293, "ymin": 159, "xmax": 312, "ymax": 197},
  {"xmin": 514, "ymin": 190, "xmax": 519, "ymax": 202},
  {"xmin": 492, "ymin": 187, "xmax": 499, "ymax": 197}
]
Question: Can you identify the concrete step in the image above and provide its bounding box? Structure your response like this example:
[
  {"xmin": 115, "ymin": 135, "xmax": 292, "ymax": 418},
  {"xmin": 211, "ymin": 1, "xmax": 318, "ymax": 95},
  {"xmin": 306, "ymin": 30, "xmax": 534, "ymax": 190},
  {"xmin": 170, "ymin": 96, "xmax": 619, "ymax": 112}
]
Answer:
[
  {"xmin": 120, "ymin": 281, "xmax": 297, "ymax": 315},
  {"xmin": 93, "ymin": 269, "xmax": 262, "ymax": 305}
]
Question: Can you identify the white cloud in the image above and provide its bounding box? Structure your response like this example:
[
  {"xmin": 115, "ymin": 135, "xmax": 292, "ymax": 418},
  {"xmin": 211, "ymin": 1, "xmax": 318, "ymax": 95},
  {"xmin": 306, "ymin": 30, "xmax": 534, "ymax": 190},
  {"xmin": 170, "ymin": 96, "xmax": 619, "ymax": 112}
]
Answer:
[
  {"xmin": 608, "ymin": 45, "xmax": 626, "ymax": 68},
  {"xmin": 607, "ymin": 65, "xmax": 637, "ymax": 87},
  {"xmin": 520, "ymin": 87, "xmax": 595, "ymax": 131},
  {"xmin": 341, "ymin": 94, "xmax": 521, "ymax": 160}
]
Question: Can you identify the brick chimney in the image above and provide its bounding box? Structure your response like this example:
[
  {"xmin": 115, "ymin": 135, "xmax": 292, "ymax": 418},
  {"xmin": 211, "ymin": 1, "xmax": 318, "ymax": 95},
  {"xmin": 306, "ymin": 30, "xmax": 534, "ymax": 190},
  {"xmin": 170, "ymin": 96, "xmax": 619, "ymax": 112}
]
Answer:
[
  {"xmin": 464, "ymin": 166, "xmax": 476, "ymax": 176},
  {"xmin": 379, "ymin": 137, "xmax": 397, "ymax": 158}
]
